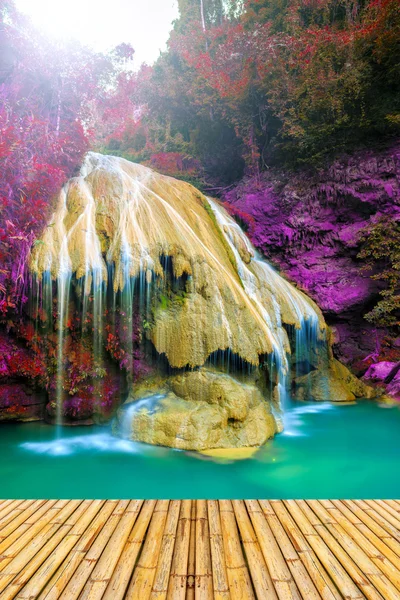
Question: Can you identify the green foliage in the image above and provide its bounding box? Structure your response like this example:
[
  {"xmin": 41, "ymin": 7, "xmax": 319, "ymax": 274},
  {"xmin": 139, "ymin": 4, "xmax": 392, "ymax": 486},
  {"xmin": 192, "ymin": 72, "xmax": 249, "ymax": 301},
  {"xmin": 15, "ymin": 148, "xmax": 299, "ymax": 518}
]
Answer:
[
  {"xmin": 159, "ymin": 293, "xmax": 171, "ymax": 311},
  {"xmin": 358, "ymin": 218, "xmax": 400, "ymax": 327}
]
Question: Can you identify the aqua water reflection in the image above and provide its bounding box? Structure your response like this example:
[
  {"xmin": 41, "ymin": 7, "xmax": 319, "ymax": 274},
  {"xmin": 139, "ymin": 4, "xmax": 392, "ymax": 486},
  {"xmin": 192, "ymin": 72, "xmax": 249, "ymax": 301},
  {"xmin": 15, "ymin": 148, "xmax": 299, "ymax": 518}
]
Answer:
[{"xmin": 0, "ymin": 399, "xmax": 399, "ymax": 498}]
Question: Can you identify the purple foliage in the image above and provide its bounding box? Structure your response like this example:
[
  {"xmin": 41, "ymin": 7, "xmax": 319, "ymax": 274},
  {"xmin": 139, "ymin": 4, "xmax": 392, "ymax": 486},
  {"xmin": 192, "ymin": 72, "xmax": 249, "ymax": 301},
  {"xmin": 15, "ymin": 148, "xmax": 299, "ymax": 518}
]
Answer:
[{"xmin": 224, "ymin": 143, "xmax": 400, "ymax": 374}]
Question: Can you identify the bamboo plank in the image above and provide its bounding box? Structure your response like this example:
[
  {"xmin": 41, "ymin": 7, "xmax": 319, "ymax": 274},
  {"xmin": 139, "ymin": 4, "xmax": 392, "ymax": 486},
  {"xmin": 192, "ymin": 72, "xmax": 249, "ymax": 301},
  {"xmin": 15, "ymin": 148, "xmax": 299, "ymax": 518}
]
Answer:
[
  {"xmin": 102, "ymin": 500, "xmax": 156, "ymax": 600},
  {"xmin": 0, "ymin": 501, "xmax": 89, "ymax": 600},
  {"xmin": 381, "ymin": 501, "xmax": 400, "ymax": 517},
  {"xmin": 377, "ymin": 501, "xmax": 400, "ymax": 522},
  {"xmin": 195, "ymin": 500, "xmax": 213, "ymax": 600},
  {"xmin": 125, "ymin": 500, "xmax": 169, "ymax": 600},
  {"xmin": 37, "ymin": 500, "xmax": 118, "ymax": 600},
  {"xmin": 207, "ymin": 501, "xmax": 230, "ymax": 600},
  {"xmin": 0, "ymin": 501, "xmax": 25, "ymax": 524},
  {"xmin": 0, "ymin": 501, "xmax": 58, "ymax": 555},
  {"xmin": 232, "ymin": 501, "xmax": 278, "ymax": 600},
  {"xmin": 268, "ymin": 501, "xmax": 341, "ymax": 600},
  {"xmin": 341, "ymin": 501, "xmax": 400, "ymax": 559},
  {"xmin": 14, "ymin": 500, "xmax": 105, "ymax": 599},
  {"xmin": 0, "ymin": 501, "xmax": 36, "ymax": 534},
  {"xmin": 296, "ymin": 501, "xmax": 386, "ymax": 600},
  {"xmin": 354, "ymin": 501, "xmax": 400, "ymax": 543},
  {"xmin": 258, "ymin": 500, "xmax": 325, "ymax": 600},
  {"xmin": 219, "ymin": 500, "xmax": 254, "ymax": 600},
  {"xmin": 186, "ymin": 501, "xmax": 196, "ymax": 600},
  {"xmin": 150, "ymin": 500, "xmax": 181, "ymax": 600},
  {"xmin": 332, "ymin": 502, "xmax": 400, "ymax": 563},
  {"xmin": 60, "ymin": 500, "xmax": 129, "ymax": 600},
  {"xmin": 0, "ymin": 499, "xmax": 398, "ymax": 600},
  {"xmin": 284, "ymin": 500, "xmax": 365, "ymax": 600},
  {"xmin": 364, "ymin": 501, "xmax": 400, "ymax": 532},
  {"xmin": 0, "ymin": 501, "xmax": 46, "ymax": 541},
  {"xmin": 0, "ymin": 501, "xmax": 79, "ymax": 593},
  {"xmin": 315, "ymin": 500, "xmax": 400, "ymax": 593},
  {"xmin": 305, "ymin": 500, "xmax": 397, "ymax": 600},
  {"xmin": 0, "ymin": 500, "xmax": 70, "ymax": 568},
  {"xmin": 246, "ymin": 500, "xmax": 301, "ymax": 600},
  {"xmin": 79, "ymin": 499, "xmax": 142, "ymax": 600},
  {"xmin": 167, "ymin": 500, "xmax": 192, "ymax": 600},
  {"xmin": 0, "ymin": 503, "xmax": 9, "ymax": 517}
]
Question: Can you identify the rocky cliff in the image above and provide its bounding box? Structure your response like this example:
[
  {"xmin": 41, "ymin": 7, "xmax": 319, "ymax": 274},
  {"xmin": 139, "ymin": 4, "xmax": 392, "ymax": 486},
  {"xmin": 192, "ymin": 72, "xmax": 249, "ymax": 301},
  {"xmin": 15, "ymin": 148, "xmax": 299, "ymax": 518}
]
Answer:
[
  {"xmin": 0, "ymin": 152, "xmax": 374, "ymax": 452},
  {"xmin": 224, "ymin": 143, "xmax": 400, "ymax": 396}
]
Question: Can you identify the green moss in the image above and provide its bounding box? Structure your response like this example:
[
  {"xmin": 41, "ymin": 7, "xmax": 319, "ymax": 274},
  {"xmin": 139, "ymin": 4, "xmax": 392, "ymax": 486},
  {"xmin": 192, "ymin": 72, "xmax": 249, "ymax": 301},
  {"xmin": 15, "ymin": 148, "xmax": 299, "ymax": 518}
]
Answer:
[
  {"xmin": 174, "ymin": 290, "xmax": 187, "ymax": 306},
  {"xmin": 157, "ymin": 293, "xmax": 171, "ymax": 312}
]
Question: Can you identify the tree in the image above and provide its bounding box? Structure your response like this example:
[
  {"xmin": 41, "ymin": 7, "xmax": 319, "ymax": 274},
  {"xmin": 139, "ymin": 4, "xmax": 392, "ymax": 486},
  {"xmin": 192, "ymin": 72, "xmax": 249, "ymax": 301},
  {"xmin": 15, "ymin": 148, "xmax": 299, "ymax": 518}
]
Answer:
[
  {"xmin": 0, "ymin": 1, "xmax": 136, "ymax": 314},
  {"xmin": 358, "ymin": 219, "xmax": 400, "ymax": 328}
]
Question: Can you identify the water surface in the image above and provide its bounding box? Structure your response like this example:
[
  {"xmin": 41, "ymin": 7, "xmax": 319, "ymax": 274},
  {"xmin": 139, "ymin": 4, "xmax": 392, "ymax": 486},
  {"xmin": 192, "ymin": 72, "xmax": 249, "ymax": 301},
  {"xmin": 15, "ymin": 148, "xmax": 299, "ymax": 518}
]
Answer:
[{"xmin": 1, "ymin": 399, "xmax": 399, "ymax": 498}]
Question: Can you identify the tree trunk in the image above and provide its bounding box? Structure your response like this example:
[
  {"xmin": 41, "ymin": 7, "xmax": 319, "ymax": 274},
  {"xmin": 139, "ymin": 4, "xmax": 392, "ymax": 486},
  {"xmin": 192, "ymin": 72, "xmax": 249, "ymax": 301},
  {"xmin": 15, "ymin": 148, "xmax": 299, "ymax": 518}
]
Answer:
[{"xmin": 199, "ymin": 0, "xmax": 209, "ymax": 50}]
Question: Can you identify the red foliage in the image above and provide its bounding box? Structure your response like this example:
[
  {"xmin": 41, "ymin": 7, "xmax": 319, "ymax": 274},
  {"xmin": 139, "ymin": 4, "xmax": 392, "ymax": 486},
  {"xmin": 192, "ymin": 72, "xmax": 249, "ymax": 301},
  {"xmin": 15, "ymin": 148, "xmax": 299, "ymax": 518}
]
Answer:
[
  {"xmin": 0, "ymin": 331, "xmax": 47, "ymax": 385},
  {"xmin": 223, "ymin": 202, "xmax": 256, "ymax": 236},
  {"xmin": 148, "ymin": 152, "xmax": 202, "ymax": 179},
  {"xmin": 0, "ymin": 2, "xmax": 138, "ymax": 315},
  {"xmin": 162, "ymin": 0, "xmax": 399, "ymax": 170}
]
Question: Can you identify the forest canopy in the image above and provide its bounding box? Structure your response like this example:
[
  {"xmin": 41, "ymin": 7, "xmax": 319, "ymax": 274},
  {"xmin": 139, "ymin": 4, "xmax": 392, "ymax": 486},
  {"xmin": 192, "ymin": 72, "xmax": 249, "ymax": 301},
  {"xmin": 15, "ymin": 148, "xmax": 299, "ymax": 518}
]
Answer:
[
  {"xmin": 114, "ymin": 0, "xmax": 400, "ymax": 182},
  {"xmin": 1, "ymin": 0, "xmax": 399, "ymax": 317}
]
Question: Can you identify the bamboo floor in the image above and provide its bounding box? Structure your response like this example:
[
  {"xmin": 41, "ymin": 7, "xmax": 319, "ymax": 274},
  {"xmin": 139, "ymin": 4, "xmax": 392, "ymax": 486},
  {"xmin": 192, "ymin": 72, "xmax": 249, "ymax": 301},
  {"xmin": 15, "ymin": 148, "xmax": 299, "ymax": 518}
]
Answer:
[{"xmin": 0, "ymin": 500, "xmax": 400, "ymax": 599}]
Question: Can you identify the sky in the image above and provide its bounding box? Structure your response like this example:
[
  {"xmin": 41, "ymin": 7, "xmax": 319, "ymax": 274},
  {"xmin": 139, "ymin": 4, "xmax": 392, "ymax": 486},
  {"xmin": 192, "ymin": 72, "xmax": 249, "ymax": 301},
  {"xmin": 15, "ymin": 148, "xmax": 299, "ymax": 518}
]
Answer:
[{"xmin": 14, "ymin": 0, "xmax": 179, "ymax": 66}]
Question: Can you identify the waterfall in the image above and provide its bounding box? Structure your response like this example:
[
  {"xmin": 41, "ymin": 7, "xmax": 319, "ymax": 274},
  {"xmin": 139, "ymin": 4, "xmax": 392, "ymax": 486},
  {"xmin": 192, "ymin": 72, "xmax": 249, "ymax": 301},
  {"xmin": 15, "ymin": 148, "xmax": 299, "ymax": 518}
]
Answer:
[
  {"xmin": 30, "ymin": 152, "xmax": 327, "ymax": 432},
  {"xmin": 207, "ymin": 198, "xmax": 321, "ymax": 411}
]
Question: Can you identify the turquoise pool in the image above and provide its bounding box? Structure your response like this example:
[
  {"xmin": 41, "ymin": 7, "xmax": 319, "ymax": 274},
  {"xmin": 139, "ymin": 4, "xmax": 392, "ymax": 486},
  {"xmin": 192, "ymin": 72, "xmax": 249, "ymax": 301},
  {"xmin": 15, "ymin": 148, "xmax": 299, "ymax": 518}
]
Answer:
[{"xmin": 0, "ymin": 399, "xmax": 399, "ymax": 498}]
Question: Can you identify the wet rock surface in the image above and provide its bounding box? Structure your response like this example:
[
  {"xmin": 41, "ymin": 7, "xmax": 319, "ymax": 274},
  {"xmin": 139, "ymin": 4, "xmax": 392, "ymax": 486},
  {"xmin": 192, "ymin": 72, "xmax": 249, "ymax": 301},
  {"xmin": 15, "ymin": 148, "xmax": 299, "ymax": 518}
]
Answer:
[
  {"xmin": 294, "ymin": 359, "xmax": 374, "ymax": 402},
  {"xmin": 115, "ymin": 369, "xmax": 279, "ymax": 451},
  {"xmin": 1, "ymin": 153, "xmax": 380, "ymax": 448},
  {"xmin": 0, "ymin": 384, "xmax": 45, "ymax": 421},
  {"xmin": 364, "ymin": 361, "xmax": 400, "ymax": 400},
  {"xmin": 224, "ymin": 143, "xmax": 400, "ymax": 394}
]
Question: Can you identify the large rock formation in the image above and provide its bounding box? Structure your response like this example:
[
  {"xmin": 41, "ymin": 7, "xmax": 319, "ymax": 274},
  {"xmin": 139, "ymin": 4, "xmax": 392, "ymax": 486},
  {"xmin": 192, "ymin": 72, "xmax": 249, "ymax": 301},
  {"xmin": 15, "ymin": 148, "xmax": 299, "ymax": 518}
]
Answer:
[
  {"xmin": 115, "ymin": 369, "xmax": 279, "ymax": 451},
  {"xmin": 30, "ymin": 152, "xmax": 325, "ymax": 369},
  {"xmin": 18, "ymin": 151, "xmax": 374, "ymax": 450}
]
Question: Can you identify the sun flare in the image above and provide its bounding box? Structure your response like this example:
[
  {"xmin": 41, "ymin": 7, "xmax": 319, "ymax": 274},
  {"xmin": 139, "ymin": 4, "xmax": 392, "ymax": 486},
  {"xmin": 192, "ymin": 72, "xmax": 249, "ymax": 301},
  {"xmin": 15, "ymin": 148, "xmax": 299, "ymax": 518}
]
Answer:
[{"xmin": 14, "ymin": 0, "xmax": 178, "ymax": 64}]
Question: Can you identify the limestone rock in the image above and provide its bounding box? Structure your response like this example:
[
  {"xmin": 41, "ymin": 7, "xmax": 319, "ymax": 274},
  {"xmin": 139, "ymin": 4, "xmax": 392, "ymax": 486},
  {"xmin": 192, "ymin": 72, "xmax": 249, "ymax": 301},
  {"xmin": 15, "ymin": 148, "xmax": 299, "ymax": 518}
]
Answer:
[
  {"xmin": 363, "ymin": 361, "xmax": 398, "ymax": 382},
  {"xmin": 115, "ymin": 369, "xmax": 277, "ymax": 451},
  {"xmin": 364, "ymin": 362, "xmax": 400, "ymax": 400},
  {"xmin": 30, "ymin": 152, "xmax": 325, "ymax": 370},
  {"xmin": 27, "ymin": 151, "xmax": 374, "ymax": 444},
  {"xmin": 294, "ymin": 359, "xmax": 375, "ymax": 402}
]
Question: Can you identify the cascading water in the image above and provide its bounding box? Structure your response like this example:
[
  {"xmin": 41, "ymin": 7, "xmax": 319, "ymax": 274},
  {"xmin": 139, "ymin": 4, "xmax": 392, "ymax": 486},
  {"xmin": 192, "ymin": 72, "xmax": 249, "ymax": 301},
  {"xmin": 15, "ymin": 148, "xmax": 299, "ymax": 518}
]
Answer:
[
  {"xmin": 207, "ymin": 198, "xmax": 321, "ymax": 415},
  {"xmin": 29, "ymin": 152, "xmax": 336, "ymax": 450}
]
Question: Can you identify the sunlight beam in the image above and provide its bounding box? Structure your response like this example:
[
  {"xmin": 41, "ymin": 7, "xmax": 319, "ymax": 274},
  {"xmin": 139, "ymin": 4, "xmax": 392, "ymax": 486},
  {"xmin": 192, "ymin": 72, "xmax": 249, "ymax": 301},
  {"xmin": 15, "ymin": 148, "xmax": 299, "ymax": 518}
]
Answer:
[{"xmin": 15, "ymin": 0, "xmax": 178, "ymax": 65}]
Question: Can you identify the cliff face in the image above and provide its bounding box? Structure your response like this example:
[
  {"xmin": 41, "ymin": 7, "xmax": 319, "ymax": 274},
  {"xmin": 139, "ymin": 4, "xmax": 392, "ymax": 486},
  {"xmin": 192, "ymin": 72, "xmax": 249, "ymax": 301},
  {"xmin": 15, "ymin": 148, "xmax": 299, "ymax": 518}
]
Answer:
[
  {"xmin": 224, "ymin": 143, "xmax": 400, "ymax": 388},
  {"xmin": 0, "ymin": 152, "xmax": 374, "ymax": 447},
  {"xmin": 30, "ymin": 152, "xmax": 325, "ymax": 370}
]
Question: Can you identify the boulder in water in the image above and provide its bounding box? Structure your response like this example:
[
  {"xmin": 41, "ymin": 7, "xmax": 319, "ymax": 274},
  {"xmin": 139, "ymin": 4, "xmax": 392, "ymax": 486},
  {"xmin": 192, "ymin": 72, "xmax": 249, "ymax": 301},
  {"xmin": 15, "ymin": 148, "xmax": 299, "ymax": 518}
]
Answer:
[
  {"xmin": 115, "ymin": 369, "xmax": 279, "ymax": 451},
  {"xmin": 294, "ymin": 359, "xmax": 374, "ymax": 402}
]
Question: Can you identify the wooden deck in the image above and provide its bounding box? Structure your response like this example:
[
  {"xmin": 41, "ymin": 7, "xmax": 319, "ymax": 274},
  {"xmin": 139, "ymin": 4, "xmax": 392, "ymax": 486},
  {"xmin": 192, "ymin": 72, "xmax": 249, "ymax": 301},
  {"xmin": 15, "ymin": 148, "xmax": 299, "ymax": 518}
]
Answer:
[{"xmin": 0, "ymin": 501, "xmax": 400, "ymax": 599}]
